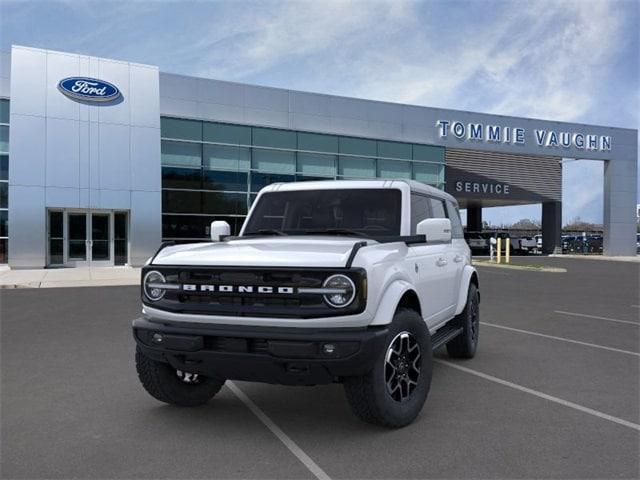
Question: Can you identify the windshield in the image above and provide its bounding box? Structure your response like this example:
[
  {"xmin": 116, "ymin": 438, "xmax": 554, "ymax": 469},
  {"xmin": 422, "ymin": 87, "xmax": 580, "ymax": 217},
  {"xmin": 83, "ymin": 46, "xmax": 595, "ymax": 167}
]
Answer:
[{"xmin": 243, "ymin": 189, "xmax": 401, "ymax": 238}]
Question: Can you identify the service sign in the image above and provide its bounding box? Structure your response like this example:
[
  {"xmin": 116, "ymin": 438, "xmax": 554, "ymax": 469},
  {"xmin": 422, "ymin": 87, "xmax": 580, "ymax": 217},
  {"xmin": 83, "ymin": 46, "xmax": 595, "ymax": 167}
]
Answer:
[{"xmin": 58, "ymin": 77, "xmax": 121, "ymax": 102}]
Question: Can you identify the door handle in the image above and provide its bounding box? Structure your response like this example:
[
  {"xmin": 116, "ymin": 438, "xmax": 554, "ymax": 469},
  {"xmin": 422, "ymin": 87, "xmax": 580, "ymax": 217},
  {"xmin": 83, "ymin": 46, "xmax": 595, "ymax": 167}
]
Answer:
[
  {"xmin": 436, "ymin": 257, "xmax": 447, "ymax": 267},
  {"xmin": 454, "ymin": 255, "xmax": 464, "ymax": 263}
]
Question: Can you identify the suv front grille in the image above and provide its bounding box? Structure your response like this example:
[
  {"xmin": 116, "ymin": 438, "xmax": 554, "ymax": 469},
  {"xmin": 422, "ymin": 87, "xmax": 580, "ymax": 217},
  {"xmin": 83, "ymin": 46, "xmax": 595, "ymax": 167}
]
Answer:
[{"xmin": 142, "ymin": 266, "xmax": 366, "ymax": 319}]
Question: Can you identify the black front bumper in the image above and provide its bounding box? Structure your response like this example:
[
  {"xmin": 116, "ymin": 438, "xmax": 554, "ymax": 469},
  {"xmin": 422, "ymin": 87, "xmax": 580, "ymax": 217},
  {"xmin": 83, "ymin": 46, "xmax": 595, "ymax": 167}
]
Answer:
[{"xmin": 133, "ymin": 317, "xmax": 390, "ymax": 386}]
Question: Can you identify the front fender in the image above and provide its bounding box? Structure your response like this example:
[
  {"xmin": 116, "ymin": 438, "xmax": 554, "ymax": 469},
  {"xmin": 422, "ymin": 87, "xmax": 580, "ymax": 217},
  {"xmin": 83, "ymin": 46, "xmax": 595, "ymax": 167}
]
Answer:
[
  {"xmin": 454, "ymin": 265, "xmax": 479, "ymax": 315},
  {"xmin": 370, "ymin": 280, "xmax": 416, "ymax": 326}
]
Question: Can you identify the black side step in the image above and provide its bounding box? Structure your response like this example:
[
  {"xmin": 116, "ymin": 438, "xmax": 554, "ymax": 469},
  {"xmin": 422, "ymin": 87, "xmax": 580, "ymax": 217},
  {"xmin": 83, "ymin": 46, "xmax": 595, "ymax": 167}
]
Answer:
[{"xmin": 431, "ymin": 323, "xmax": 463, "ymax": 351}]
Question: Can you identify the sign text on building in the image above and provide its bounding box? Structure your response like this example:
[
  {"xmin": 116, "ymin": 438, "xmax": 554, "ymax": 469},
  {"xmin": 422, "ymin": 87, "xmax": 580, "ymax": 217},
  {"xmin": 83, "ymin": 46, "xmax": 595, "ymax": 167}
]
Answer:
[{"xmin": 436, "ymin": 120, "xmax": 611, "ymax": 152}]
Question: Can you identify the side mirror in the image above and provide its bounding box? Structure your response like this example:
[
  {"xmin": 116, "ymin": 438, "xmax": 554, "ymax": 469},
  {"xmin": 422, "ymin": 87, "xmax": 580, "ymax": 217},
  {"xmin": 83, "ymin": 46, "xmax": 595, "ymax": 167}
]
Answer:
[
  {"xmin": 210, "ymin": 221, "xmax": 230, "ymax": 242},
  {"xmin": 416, "ymin": 218, "xmax": 452, "ymax": 243}
]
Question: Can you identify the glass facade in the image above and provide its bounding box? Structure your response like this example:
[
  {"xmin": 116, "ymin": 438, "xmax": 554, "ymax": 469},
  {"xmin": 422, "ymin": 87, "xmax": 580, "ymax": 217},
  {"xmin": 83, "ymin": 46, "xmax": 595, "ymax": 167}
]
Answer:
[
  {"xmin": 160, "ymin": 117, "xmax": 445, "ymax": 241},
  {"xmin": 0, "ymin": 99, "xmax": 8, "ymax": 263}
]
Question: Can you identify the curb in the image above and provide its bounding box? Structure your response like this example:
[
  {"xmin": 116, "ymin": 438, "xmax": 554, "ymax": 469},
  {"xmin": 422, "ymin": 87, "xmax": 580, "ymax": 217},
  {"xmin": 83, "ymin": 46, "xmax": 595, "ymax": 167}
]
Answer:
[{"xmin": 472, "ymin": 261, "xmax": 567, "ymax": 273}]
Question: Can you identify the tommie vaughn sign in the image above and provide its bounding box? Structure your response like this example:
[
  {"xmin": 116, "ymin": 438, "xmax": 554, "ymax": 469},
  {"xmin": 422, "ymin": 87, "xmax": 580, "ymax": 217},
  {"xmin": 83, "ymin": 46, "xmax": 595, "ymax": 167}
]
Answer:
[
  {"xmin": 436, "ymin": 120, "xmax": 612, "ymax": 152},
  {"xmin": 58, "ymin": 77, "xmax": 121, "ymax": 102}
]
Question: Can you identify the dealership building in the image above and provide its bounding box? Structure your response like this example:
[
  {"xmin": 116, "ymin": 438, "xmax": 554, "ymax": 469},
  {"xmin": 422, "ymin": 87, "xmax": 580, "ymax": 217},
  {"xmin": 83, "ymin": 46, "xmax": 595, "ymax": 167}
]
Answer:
[{"xmin": 0, "ymin": 45, "xmax": 637, "ymax": 268}]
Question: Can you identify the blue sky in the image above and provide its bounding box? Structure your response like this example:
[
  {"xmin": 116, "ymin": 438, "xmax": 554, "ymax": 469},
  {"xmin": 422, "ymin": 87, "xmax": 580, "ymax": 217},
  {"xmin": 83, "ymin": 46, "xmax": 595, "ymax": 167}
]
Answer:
[{"xmin": 1, "ymin": 0, "xmax": 638, "ymax": 225}]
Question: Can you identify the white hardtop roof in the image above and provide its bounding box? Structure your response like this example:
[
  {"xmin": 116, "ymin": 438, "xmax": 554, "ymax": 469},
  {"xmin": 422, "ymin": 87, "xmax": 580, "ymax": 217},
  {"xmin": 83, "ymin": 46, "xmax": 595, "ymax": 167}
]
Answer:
[{"xmin": 260, "ymin": 179, "xmax": 458, "ymax": 206}]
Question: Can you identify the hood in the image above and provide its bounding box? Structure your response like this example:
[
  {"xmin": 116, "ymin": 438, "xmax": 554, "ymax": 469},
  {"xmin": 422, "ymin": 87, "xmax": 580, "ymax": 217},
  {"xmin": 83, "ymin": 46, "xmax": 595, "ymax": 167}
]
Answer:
[{"xmin": 153, "ymin": 236, "xmax": 367, "ymax": 268}]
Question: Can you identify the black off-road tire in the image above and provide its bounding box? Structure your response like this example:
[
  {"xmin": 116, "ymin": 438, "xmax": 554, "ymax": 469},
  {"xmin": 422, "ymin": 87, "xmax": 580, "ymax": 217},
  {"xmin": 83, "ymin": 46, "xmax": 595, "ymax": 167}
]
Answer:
[
  {"xmin": 135, "ymin": 346, "xmax": 224, "ymax": 406},
  {"xmin": 446, "ymin": 283, "xmax": 480, "ymax": 359},
  {"xmin": 343, "ymin": 308, "xmax": 432, "ymax": 428}
]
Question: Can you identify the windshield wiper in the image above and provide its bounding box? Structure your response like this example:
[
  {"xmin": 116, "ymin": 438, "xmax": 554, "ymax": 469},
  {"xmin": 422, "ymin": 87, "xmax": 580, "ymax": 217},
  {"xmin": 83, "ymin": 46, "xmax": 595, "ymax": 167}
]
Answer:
[{"xmin": 304, "ymin": 228, "xmax": 371, "ymax": 239}]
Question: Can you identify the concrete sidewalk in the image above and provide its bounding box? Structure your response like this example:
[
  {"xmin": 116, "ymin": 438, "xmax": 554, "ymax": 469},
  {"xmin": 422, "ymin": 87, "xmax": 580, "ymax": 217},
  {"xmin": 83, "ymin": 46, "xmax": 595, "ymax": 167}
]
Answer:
[{"xmin": 0, "ymin": 266, "xmax": 141, "ymax": 289}]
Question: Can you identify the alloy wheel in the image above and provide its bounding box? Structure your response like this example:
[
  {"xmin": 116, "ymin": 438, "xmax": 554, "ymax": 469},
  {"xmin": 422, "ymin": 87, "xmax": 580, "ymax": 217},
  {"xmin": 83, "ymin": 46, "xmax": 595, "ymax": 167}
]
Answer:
[{"xmin": 384, "ymin": 332, "xmax": 421, "ymax": 402}]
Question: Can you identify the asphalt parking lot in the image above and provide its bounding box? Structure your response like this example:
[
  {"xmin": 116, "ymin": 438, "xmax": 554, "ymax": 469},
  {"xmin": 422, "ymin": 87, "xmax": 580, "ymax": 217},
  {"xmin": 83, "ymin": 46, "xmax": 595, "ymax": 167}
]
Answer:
[{"xmin": 1, "ymin": 257, "xmax": 639, "ymax": 479}]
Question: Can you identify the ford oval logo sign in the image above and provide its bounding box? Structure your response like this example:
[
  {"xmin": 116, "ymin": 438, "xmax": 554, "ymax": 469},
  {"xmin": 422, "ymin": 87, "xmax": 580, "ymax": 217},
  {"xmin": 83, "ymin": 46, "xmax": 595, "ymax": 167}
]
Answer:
[{"xmin": 58, "ymin": 77, "xmax": 121, "ymax": 102}]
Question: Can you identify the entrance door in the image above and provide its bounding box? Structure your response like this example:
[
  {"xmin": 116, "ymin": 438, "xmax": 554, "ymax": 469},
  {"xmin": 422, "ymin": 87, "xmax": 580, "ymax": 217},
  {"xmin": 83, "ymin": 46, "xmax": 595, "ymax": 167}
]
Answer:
[
  {"xmin": 90, "ymin": 213, "xmax": 111, "ymax": 266},
  {"xmin": 67, "ymin": 213, "xmax": 88, "ymax": 266},
  {"xmin": 47, "ymin": 210, "xmax": 129, "ymax": 267}
]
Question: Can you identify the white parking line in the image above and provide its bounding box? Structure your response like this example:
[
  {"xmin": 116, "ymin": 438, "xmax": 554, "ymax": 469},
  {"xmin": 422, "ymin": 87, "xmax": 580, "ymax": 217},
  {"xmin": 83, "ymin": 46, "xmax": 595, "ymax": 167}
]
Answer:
[
  {"xmin": 481, "ymin": 322, "xmax": 640, "ymax": 357},
  {"xmin": 227, "ymin": 381, "xmax": 331, "ymax": 480},
  {"xmin": 555, "ymin": 310, "xmax": 640, "ymax": 326},
  {"xmin": 435, "ymin": 360, "xmax": 640, "ymax": 432}
]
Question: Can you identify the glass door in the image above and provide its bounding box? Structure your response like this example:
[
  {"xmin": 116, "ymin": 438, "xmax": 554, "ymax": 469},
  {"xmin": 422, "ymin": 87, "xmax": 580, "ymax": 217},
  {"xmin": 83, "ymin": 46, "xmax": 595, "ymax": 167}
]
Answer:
[
  {"xmin": 67, "ymin": 213, "xmax": 88, "ymax": 266},
  {"xmin": 48, "ymin": 210, "xmax": 129, "ymax": 267},
  {"xmin": 90, "ymin": 213, "xmax": 111, "ymax": 266}
]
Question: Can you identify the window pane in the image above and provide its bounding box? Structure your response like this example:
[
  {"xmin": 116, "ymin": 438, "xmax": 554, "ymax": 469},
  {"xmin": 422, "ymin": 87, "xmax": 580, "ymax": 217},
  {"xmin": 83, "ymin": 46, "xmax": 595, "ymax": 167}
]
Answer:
[
  {"xmin": 48, "ymin": 211, "xmax": 63, "ymax": 238},
  {"xmin": 203, "ymin": 144, "xmax": 250, "ymax": 171},
  {"xmin": 203, "ymin": 122, "xmax": 251, "ymax": 145},
  {"xmin": 0, "ymin": 126, "xmax": 8, "ymax": 153},
  {"xmin": 297, "ymin": 132, "xmax": 338, "ymax": 153},
  {"xmin": 429, "ymin": 198, "xmax": 447, "ymax": 218},
  {"xmin": 0, "ymin": 238, "xmax": 6, "ymax": 263},
  {"xmin": 162, "ymin": 167, "xmax": 202, "ymax": 189},
  {"xmin": 0, "ymin": 210, "xmax": 7, "ymax": 237},
  {"xmin": 161, "ymin": 117, "xmax": 201, "ymax": 141},
  {"xmin": 202, "ymin": 170, "xmax": 248, "ymax": 191},
  {"xmin": 250, "ymin": 172, "xmax": 295, "ymax": 192},
  {"xmin": 252, "ymin": 148, "xmax": 295, "ymax": 173},
  {"xmin": 163, "ymin": 215, "xmax": 213, "ymax": 239},
  {"xmin": 410, "ymin": 194, "xmax": 430, "ymax": 234},
  {"xmin": 338, "ymin": 156, "xmax": 376, "ymax": 178},
  {"xmin": 378, "ymin": 159, "xmax": 411, "ymax": 179},
  {"xmin": 0, "ymin": 99, "xmax": 9, "ymax": 124},
  {"xmin": 114, "ymin": 240, "xmax": 127, "ymax": 265},
  {"xmin": 0, "ymin": 182, "xmax": 7, "ymax": 208},
  {"xmin": 162, "ymin": 215, "xmax": 245, "ymax": 240},
  {"xmin": 162, "ymin": 190, "xmax": 202, "ymax": 213},
  {"xmin": 378, "ymin": 141, "xmax": 411, "ymax": 160},
  {"xmin": 339, "ymin": 137, "xmax": 376, "ymax": 156},
  {"xmin": 296, "ymin": 175, "xmax": 330, "ymax": 182},
  {"xmin": 297, "ymin": 152, "xmax": 336, "ymax": 177},
  {"xmin": 413, "ymin": 163, "xmax": 443, "ymax": 185},
  {"xmin": 252, "ymin": 127, "xmax": 296, "ymax": 149},
  {"xmin": 0, "ymin": 155, "xmax": 7, "ymax": 181},
  {"xmin": 244, "ymin": 189, "xmax": 401, "ymax": 237},
  {"xmin": 49, "ymin": 239, "xmax": 62, "ymax": 265},
  {"xmin": 413, "ymin": 144, "xmax": 445, "ymax": 163},
  {"xmin": 446, "ymin": 201, "xmax": 464, "ymax": 238},
  {"xmin": 114, "ymin": 213, "xmax": 127, "ymax": 240},
  {"xmin": 202, "ymin": 192, "xmax": 247, "ymax": 215},
  {"xmin": 161, "ymin": 141, "xmax": 201, "ymax": 167}
]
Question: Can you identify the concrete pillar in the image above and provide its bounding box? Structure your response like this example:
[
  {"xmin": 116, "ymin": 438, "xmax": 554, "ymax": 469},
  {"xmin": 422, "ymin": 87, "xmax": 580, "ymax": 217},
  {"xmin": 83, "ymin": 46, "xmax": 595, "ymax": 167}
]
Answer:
[
  {"xmin": 603, "ymin": 153, "xmax": 637, "ymax": 256},
  {"xmin": 467, "ymin": 205, "xmax": 483, "ymax": 231},
  {"xmin": 542, "ymin": 201, "xmax": 562, "ymax": 254}
]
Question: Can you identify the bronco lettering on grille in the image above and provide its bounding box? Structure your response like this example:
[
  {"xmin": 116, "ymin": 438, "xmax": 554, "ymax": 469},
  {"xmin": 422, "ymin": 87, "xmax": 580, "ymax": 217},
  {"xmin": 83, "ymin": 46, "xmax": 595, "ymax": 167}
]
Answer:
[{"xmin": 182, "ymin": 284, "xmax": 296, "ymax": 294}]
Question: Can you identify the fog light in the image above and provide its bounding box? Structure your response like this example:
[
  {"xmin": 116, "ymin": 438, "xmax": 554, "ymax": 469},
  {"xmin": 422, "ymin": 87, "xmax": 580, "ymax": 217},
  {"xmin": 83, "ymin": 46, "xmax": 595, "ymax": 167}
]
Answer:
[
  {"xmin": 323, "ymin": 343, "xmax": 336, "ymax": 354},
  {"xmin": 152, "ymin": 333, "xmax": 163, "ymax": 344}
]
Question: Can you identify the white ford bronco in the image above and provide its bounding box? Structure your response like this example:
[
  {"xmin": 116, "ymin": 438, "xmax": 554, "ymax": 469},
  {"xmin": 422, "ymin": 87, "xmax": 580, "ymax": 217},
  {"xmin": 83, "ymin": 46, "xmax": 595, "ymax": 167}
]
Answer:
[{"xmin": 133, "ymin": 180, "xmax": 479, "ymax": 427}]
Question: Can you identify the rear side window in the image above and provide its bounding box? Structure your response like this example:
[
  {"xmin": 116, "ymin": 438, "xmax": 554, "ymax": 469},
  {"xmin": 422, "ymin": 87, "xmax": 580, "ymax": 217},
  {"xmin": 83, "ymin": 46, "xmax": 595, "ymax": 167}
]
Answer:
[{"xmin": 445, "ymin": 200, "xmax": 464, "ymax": 238}]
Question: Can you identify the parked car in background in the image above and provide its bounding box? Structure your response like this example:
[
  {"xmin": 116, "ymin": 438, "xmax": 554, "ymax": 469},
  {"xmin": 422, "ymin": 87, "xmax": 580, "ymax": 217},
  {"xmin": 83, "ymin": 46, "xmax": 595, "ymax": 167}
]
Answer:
[
  {"xmin": 518, "ymin": 236, "xmax": 537, "ymax": 254},
  {"xmin": 533, "ymin": 234, "xmax": 543, "ymax": 254},
  {"xmin": 464, "ymin": 231, "xmax": 489, "ymax": 254}
]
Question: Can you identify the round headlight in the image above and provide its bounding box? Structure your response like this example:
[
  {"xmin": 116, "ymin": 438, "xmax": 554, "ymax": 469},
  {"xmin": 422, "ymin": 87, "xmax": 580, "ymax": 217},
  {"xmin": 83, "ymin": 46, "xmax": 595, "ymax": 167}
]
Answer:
[
  {"xmin": 323, "ymin": 274, "xmax": 356, "ymax": 308},
  {"xmin": 143, "ymin": 270, "xmax": 166, "ymax": 301}
]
